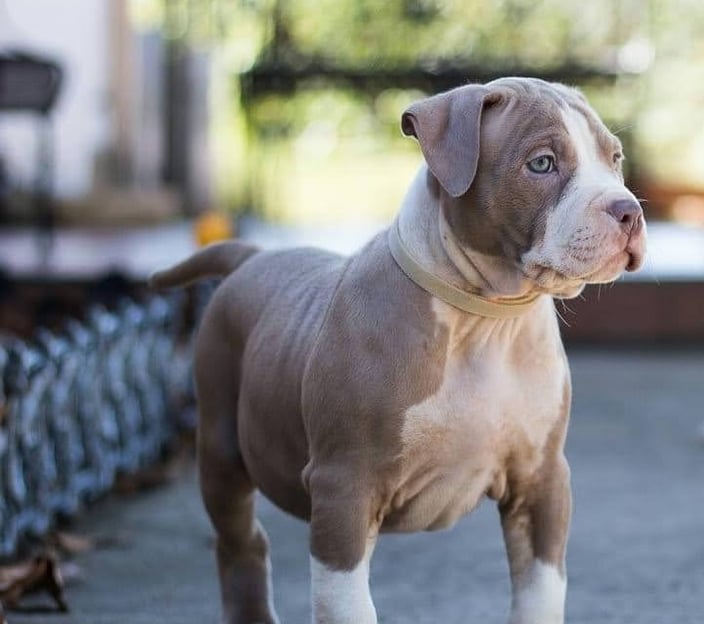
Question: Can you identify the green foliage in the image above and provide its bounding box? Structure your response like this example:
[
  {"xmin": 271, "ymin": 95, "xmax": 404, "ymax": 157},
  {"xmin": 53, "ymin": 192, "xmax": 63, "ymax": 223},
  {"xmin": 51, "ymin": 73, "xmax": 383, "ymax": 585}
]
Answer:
[
  {"xmin": 132, "ymin": 0, "xmax": 653, "ymax": 68},
  {"xmin": 131, "ymin": 0, "xmax": 704, "ymax": 217},
  {"xmin": 285, "ymin": 0, "xmax": 583, "ymax": 66}
]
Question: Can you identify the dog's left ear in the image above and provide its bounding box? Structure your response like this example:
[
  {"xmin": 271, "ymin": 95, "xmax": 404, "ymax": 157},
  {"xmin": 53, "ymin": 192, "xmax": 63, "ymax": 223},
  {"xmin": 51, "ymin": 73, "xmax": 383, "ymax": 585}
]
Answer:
[{"xmin": 401, "ymin": 85, "xmax": 492, "ymax": 198}]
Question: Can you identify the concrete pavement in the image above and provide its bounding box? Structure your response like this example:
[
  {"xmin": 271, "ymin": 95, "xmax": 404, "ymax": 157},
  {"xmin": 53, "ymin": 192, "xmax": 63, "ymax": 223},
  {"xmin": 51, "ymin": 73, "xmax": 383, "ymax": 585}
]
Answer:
[{"xmin": 11, "ymin": 349, "xmax": 704, "ymax": 623}]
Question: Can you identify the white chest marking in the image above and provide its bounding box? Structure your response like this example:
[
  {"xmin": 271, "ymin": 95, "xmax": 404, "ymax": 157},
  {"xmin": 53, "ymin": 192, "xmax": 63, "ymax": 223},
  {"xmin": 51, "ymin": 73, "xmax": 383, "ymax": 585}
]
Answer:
[
  {"xmin": 310, "ymin": 538, "xmax": 377, "ymax": 624},
  {"xmin": 401, "ymin": 299, "xmax": 563, "ymax": 453},
  {"xmin": 509, "ymin": 560, "xmax": 566, "ymax": 624}
]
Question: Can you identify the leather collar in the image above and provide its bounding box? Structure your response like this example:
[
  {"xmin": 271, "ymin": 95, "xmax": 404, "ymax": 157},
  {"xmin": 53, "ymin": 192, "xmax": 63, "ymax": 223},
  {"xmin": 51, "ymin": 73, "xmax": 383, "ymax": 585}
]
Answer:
[{"xmin": 388, "ymin": 222, "xmax": 542, "ymax": 319}]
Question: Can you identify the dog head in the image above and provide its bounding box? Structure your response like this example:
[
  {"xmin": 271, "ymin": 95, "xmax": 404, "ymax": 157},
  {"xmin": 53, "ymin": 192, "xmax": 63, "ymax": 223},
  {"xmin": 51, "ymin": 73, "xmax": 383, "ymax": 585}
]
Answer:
[{"xmin": 402, "ymin": 77, "xmax": 646, "ymax": 298}]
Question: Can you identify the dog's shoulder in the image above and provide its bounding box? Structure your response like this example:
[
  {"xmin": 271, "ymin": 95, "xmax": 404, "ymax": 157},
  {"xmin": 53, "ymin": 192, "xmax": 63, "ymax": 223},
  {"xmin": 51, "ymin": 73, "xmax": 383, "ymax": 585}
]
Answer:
[{"xmin": 301, "ymin": 232, "xmax": 448, "ymax": 453}]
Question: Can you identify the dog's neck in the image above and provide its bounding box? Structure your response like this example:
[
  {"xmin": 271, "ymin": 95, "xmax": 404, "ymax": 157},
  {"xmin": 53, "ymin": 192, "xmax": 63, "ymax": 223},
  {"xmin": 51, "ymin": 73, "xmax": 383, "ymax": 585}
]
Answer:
[{"xmin": 397, "ymin": 167, "xmax": 537, "ymax": 300}]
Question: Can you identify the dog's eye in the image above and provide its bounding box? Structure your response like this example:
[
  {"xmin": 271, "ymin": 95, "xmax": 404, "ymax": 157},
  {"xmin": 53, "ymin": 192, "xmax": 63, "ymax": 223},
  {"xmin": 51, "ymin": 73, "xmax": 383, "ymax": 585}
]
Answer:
[
  {"xmin": 613, "ymin": 152, "xmax": 623, "ymax": 164},
  {"xmin": 527, "ymin": 155, "xmax": 555, "ymax": 174}
]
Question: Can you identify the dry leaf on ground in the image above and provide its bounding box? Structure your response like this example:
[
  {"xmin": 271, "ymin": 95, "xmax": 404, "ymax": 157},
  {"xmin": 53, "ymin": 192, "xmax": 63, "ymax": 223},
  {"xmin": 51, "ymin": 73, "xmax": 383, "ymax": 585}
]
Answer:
[
  {"xmin": 0, "ymin": 554, "xmax": 68, "ymax": 612},
  {"xmin": 49, "ymin": 531, "xmax": 96, "ymax": 556}
]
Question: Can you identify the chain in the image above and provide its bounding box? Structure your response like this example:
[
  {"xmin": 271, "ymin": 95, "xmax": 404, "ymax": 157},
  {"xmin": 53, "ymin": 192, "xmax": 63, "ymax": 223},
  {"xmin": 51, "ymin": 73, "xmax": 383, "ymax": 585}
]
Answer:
[{"xmin": 0, "ymin": 295, "xmax": 190, "ymax": 557}]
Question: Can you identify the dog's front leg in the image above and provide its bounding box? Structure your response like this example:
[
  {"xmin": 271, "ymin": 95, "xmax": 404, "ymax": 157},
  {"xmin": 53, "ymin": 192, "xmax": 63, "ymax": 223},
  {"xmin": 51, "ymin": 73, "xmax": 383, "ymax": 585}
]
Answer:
[
  {"xmin": 308, "ymin": 468, "xmax": 378, "ymax": 624},
  {"xmin": 500, "ymin": 455, "xmax": 571, "ymax": 624}
]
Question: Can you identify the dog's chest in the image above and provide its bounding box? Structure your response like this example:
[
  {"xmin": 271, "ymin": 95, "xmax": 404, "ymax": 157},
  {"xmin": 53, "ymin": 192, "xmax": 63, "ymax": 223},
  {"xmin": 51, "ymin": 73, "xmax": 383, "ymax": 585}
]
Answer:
[
  {"xmin": 386, "ymin": 316, "xmax": 567, "ymax": 532},
  {"xmin": 404, "ymin": 339, "xmax": 564, "ymax": 444}
]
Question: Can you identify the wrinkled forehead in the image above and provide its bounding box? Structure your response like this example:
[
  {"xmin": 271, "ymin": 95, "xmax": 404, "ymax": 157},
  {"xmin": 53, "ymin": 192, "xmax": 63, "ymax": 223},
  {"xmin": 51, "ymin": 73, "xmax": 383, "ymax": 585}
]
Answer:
[{"xmin": 481, "ymin": 78, "xmax": 621, "ymax": 160}]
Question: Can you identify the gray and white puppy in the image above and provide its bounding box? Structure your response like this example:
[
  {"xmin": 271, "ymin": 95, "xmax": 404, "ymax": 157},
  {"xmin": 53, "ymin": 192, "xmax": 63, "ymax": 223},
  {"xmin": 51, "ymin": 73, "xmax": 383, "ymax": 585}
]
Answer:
[{"xmin": 152, "ymin": 77, "xmax": 647, "ymax": 624}]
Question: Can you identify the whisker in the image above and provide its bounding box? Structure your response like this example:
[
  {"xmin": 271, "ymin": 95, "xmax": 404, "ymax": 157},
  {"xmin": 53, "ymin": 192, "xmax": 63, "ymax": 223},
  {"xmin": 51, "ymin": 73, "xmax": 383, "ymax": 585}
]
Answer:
[
  {"xmin": 554, "ymin": 303, "xmax": 571, "ymax": 327},
  {"xmin": 613, "ymin": 124, "xmax": 634, "ymax": 135},
  {"xmin": 560, "ymin": 299, "xmax": 575, "ymax": 315},
  {"xmin": 639, "ymin": 255, "xmax": 661, "ymax": 286}
]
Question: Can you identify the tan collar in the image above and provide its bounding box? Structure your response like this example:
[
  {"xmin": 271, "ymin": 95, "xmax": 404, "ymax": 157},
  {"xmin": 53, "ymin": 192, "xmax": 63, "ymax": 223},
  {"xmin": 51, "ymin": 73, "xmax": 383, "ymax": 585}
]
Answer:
[{"xmin": 388, "ymin": 222, "xmax": 542, "ymax": 319}]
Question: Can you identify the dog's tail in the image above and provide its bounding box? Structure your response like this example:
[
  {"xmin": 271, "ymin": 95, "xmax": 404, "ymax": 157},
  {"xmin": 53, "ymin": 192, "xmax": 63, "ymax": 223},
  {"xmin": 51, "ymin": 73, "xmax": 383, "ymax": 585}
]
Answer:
[{"xmin": 149, "ymin": 239, "xmax": 259, "ymax": 289}]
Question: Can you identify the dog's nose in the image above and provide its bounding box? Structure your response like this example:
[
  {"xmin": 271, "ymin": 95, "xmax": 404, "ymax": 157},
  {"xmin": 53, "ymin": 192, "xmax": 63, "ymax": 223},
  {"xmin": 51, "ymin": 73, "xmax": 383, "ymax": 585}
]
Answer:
[{"xmin": 606, "ymin": 199, "xmax": 643, "ymax": 231}]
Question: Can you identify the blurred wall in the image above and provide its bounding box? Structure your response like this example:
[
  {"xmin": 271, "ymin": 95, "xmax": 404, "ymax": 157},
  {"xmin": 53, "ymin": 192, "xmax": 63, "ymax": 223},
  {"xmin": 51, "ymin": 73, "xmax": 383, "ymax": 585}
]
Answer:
[{"xmin": 0, "ymin": 0, "xmax": 112, "ymax": 198}]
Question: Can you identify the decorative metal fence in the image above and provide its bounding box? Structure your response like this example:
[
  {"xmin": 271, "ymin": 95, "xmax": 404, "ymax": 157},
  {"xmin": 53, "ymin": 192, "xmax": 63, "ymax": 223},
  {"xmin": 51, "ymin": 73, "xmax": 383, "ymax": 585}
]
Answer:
[{"xmin": 0, "ymin": 295, "xmax": 187, "ymax": 557}]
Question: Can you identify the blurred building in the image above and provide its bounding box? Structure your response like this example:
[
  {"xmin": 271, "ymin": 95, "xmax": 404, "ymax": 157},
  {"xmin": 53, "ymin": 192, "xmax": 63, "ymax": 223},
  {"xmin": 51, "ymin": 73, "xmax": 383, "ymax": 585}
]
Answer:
[{"xmin": 0, "ymin": 0, "xmax": 212, "ymax": 225}]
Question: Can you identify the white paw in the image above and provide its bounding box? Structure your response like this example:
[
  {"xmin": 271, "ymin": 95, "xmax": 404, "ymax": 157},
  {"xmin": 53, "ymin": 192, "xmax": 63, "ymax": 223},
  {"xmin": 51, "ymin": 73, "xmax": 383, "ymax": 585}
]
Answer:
[
  {"xmin": 310, "ymin": 555, "xmax": 377, "ymax": 624},
  {"xmin": 508, "ymin": 560, "xmax": 566, "ymax": 624}
]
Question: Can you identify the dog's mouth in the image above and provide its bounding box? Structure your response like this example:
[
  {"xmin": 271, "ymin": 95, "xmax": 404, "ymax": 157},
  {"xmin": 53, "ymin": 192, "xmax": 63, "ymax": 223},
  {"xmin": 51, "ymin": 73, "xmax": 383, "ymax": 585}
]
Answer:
[
  {"xmin": 591, "ymin": 224, "xmax": 646, "ymax": 279},
  {"xmin": 584, "ymin": 252, "xmax": 633, "ymax": 283},
  {"xmin": 625, "ymin": 252, "xmax": 638, "ymax": 272},
  {"xmin": 530, "ymin": 252, "xmax": 630, "ymax": 288},
  {"xmin": 624, "ymin": 221, "xmax": 646, "ymax": 272},
  {"xmin": 523, "ymin": 246, "xmax": 645, "ymax": 298},
  {"xmin": 519, "ymin": 215, "xmax": 647, "ymax": 299}
]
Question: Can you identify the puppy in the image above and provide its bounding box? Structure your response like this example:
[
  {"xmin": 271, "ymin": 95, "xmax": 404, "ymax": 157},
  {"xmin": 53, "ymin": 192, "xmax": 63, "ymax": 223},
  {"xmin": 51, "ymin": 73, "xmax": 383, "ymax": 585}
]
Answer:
[{"xmin": 152, "ymin": 77, "xmax": 647, "ymax": 624}]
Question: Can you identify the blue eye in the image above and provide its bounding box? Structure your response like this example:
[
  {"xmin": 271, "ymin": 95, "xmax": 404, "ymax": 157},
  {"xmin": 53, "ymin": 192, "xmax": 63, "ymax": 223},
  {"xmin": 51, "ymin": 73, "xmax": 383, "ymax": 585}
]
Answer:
[{"xmin": 527, "ymin": 155, "xmax": 556, "ymax": 174}]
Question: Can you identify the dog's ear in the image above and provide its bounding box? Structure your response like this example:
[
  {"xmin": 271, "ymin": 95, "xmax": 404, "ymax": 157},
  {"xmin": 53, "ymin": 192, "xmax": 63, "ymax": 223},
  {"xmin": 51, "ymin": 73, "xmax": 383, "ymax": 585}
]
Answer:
[{"xmin": 401, "ymin": 85, "xmax": 492, "ymax": 198}]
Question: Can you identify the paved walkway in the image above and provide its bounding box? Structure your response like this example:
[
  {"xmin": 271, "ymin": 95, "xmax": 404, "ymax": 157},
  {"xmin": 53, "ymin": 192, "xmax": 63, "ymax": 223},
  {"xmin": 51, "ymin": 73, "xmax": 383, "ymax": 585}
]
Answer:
[{"xmin": 11, "ymin": 349, "xmax": 704, "ymax": 624}]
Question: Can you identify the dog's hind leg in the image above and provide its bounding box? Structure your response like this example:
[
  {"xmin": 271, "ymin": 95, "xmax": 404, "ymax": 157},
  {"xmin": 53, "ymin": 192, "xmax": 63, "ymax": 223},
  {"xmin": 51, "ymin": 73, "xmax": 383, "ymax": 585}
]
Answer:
[{"xmin": 195, "ymin": 310, "xmax": 279, "ymax": 624}]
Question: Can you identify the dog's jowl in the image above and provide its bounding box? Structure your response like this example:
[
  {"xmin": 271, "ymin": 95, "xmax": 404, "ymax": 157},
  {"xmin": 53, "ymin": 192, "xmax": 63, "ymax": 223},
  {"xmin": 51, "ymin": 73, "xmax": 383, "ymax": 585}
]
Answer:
[{"xmin": 152, "ymin": 77, "xmax": 646, "ymax": 624}]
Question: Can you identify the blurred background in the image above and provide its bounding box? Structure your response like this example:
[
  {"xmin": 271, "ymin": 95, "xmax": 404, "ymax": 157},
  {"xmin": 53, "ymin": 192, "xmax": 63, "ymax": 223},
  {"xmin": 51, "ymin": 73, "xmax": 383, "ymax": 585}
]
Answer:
[
  {"xmin": 3, "ymin": 0, "xmax": 704, "ymax": 340},
  {"xmin": 0, "ymin": 2, "xmax": 703, "ymax": 623},
  {"xmin": 5, "ymin": 0, "xmax": 704, "ymax": 219}
]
